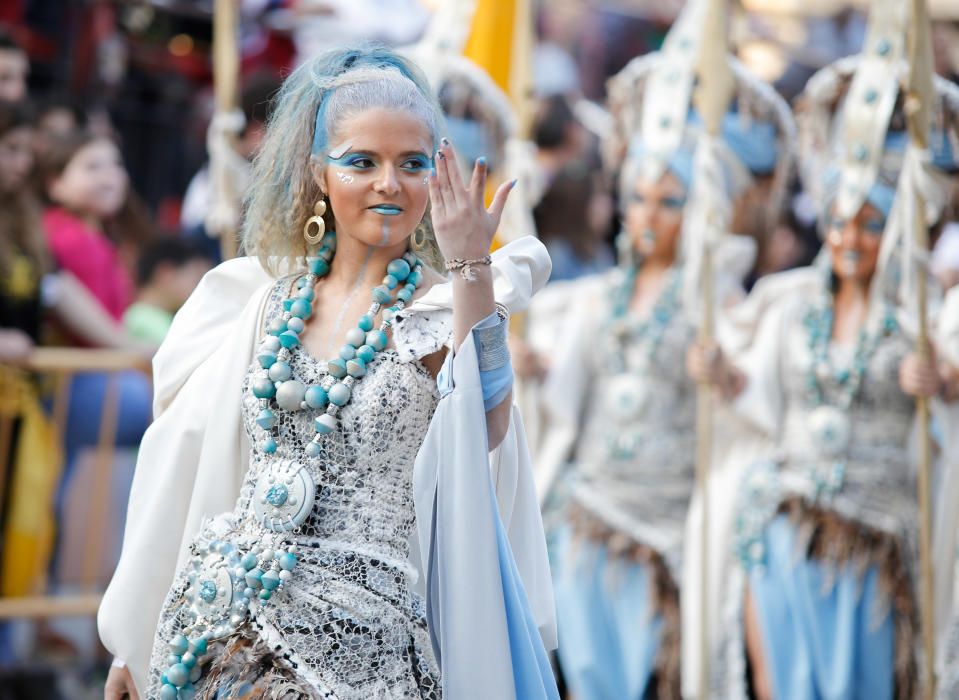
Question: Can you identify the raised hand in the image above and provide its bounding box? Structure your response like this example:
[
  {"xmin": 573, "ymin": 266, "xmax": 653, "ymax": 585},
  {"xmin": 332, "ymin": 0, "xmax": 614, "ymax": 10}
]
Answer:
[{"xmin": 428, "ymin": 138, "xmax": 516, "ymax": 261}]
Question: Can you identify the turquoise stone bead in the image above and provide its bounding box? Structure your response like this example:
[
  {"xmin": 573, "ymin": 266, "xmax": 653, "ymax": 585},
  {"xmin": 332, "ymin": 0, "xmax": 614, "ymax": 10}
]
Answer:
[
  {"xmin": 190, "ymin": 637, "xmax": 208, "ymax": 655},
  {"xmin": 298, "ymin": 286, "xmax": 315, "ymax": 302},
  {"xmin": 304, "ymin": 385, "xmax": 328, "ymax": 409},
  {"xmin": 168, "ymin": 654, "xmax": 181, "ymax": 666},
  {"xmin": 261, "ymin": 570, "xmax": 281, "ymax": 591},
  {"xmin": 387, "ymin": 258, "xmax": 411, "ymax": 281},
  {"xmin": 366, "ymin": 330, "xmax": 387, "ymax": 351},
  {"xmin": 265, "ymin": 484, "xmax": 288, "ymax": 506},
  {"xmin": 181, "ymin": 652, "xmax": 196, "ymax": 669},
  {"xmin": 308, "ymin": 257, "xmax": 330, "ymax": 276},
  {"xmin": 252, "ymin": 377, "xmax": 276, "ymax": 399},
  {"xmin": 407, "ymin": 268, "xmax": 423, "ymax": 286},
  {"xmin": 167, "ymin": 663, "xmax": 189, "ymax": 687},
  {"xmin": 268, "ymin": 361, "xmax": 291, "ymax": 382},
  {"xmin": 259, "ymin": 589, "xmax": 273, "ymax": 601},
  {"xmin": 315, "ymin": 414, "xmax": 337, "ymax": 433},
  {"xmin": 383, "ymin": 274, "xmax": 399, "ymax": 290},
  {"xmin": 240, "ymin": 552, "xmax": 258, "ymax": 571},
  {"xmin": 290, "ymin": 299, "xmax": 312, "ymax": 319},
  {"xmin": 256, "ymin": 408, "xmax": 276, "ymax": 430},
  {"xmin": 257, "ymin": 351, "xmax": 277, "ymax": 369},
  {"xmin": 318, "ymin": 245, "xmax": 333, "ymax": 262},
  {"xmin": 178, "ymin": 685, "xmax": 196, "ymax": 700},
  {"xmin": 305, "ymin": 441, "xmax": 321, "ymax": 457},
  {"xmin": 396, "ymin": 288, "xmax": 412, "ymax": 304},
  {"xmin": 321, "ymin": 231, "xmax": 336, "ymax": 250},
  {"xmin": 198, "ymin": 580, "xmax": 217, "ymax": 603},
  {"xmin": 372, "ymin": 286, "xmax": 392, "ymax": 304},
  {"xmin": 169, "ymin": 635, "xmax": 189, "ymax": 655},
  {"xmin": 261, "ymin": 438, "xmax": 277, "ymax": 454},
  {"xmin": 346, "ymin": 359, "xmax": 366, "ymax": 378},
  {"xmin": 279, "ymin": 330, "xmax": 301, "ymax": 348},
  {"xmin": 286, "ymin": 317, "xmax": 305, "ymax": 334},
  {"xmin": 283, "ymin": 299, "xmax": 294, "ymax": 312},
  {"xmin": 328, "ymin": 383, "xmax": 352, "ymax": 406},
  {"xmin": 245, "ymin": 568, "xmax": 264, "ymax": 589},
  {"xmin": 268, "ymin": 318, "xmax": 287, "ymax": 336},
  {"xmin": 356, "ymin": 344, "xmax": 376, "ymax": 363},
  {"xmin": 345, "ymin": 327, "xmax": 366, "ymax": 347},
  {"xmin": 279, "ymin": 552, "xmax": 297, "ymax": 571},
  {"xmin": 339, "ymin": 345, "xmax": 356, "ymax": 360},
  {"xmin": 358, "ymin": 314, "xmax": 374, "ymax": 332},
  {"xmin": 160, "ymin": 684, "xmax": 178, "ymax": 700},
  {"xmin": 327, "ymin": 358, "xmax": 347, "ymax": 378}
]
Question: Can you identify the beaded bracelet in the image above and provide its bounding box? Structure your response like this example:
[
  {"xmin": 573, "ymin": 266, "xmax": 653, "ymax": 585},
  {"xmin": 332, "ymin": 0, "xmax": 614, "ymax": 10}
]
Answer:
[{"xmin": 445, "ymin": 255, "xmax": 492, "ymax": 281}]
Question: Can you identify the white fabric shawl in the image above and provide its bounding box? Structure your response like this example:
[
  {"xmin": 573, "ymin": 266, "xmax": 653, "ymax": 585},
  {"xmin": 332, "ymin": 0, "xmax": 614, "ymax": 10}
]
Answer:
[{"xmin": 97, "ymin": 237, "xmax": 556, "ymax": 696}]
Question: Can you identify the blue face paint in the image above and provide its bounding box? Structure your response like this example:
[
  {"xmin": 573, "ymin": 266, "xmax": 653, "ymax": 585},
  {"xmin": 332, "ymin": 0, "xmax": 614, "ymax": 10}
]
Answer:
[{"xmin": 326, "ymin": 151, "xmax": 433, "ymax": 173}]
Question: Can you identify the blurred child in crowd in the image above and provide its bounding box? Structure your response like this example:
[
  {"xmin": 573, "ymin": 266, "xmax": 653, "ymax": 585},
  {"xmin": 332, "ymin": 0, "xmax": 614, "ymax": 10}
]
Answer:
[
  {"xmin": 124, "ymin": 238, "xmax": 212, "ymax": 345},
  {"xmin": 0, "ymin": 29, "xmax": 27, "ymax": 103}
]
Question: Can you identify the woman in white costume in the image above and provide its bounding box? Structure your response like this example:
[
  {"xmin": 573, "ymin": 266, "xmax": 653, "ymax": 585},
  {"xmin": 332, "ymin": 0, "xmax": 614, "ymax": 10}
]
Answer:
[
  {"xmin": 686, "ymin": 14, "xmax": 959, "ymax": 697},
  {"xmin": 100, "ymin": 46, "xmax": 557, "ymax": 700},
  {"xmin": 528, "ymin": 5, "xmax": 795, "ymax": 697}
]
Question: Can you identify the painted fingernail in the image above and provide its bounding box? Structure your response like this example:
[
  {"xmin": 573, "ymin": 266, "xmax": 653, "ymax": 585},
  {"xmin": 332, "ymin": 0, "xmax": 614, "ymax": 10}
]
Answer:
[
  {"xmin": 429, "ymin": 167, "xmax": 436, "ymax": 177},
  {"xmin": 510, "ymin": 178, "xmax": 518, "ymax": 187},
  {"xmin": 477, "ymin": 156, "xmax": 487, "ymax": 167},
  {"xmin": 441, "ymin": 137, "xmax": 450, "ymax": 146},
  {"xmin": 436, "ymin": 151, "xmax": 444, "ymax": 160}
]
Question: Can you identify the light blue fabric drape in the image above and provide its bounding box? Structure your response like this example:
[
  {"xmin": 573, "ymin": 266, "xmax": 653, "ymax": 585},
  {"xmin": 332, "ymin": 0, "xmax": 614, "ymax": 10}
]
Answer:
[
  {"xmin": 749, "ymin": 515, "xmax": 894, "ymax": 700},
  {"xmin": 552, "ymin": 526, "xmax": 661, "ymax": 700}
]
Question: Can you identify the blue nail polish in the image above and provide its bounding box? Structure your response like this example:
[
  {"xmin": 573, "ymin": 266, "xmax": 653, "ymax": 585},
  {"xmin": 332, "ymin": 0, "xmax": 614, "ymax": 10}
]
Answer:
[
  {"xmin": 441, "ymin": 137, "xmax": 450, "ymax": 146},
  {"xmin": 510, "ymin": 178, "xmax": 518, "ymax": 187},
  {"xmin": 477, "ymin": 156, "xmax": 487, "ymax": 167},
  {"xmin": 436, "ymin": 151, "xmax": 444, "ymax": 160}
]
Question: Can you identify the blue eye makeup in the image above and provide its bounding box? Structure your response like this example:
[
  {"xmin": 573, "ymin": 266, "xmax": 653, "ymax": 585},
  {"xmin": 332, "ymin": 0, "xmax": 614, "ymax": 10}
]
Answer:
[
  {"xmin": 663, "ymin": 196, "xmax": 687, "ymax": 209},
  {"xmin": 401, "ymin": 154, "xmax": 432, "ymax": 172},
  {"xmin": 327, "ymin": 152, "xmax": 375, "ymax": 170},
  {"xmin": 863, "ymin": 218, "xmax": 886, "ymax": 235}
]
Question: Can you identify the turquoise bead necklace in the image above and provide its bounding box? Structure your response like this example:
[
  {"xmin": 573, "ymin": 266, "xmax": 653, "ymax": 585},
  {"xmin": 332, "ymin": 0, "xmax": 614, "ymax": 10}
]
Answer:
[
  {"xmin": 251, "ymin": 230, "xmax": 424, "ymax": 454},
  {"xmin": 800, "ymin": 277, "xmax": 897, "ymax": 499},
  {"xmin": 157, "ymin": 231, "xmax": 424, "ymax": 699}
]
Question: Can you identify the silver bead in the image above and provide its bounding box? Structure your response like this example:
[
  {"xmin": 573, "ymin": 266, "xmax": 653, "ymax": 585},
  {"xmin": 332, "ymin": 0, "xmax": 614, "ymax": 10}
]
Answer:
[
  {"xmin": 275, "ymin": 380, "xmax": 307, "ymax": 411},
  {"xmin": 260, "ymin": 336, "xmax": 281, "ymax": 353}
]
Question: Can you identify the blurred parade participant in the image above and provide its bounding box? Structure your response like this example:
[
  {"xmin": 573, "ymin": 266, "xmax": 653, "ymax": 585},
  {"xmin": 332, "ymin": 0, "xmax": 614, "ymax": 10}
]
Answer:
[
  {"xmin": 530, "ymin": 2, "xmax": 796, "ymax": 696},
  {"xmin": 0, "ymin": 28, "xmax": 27, "ymax": 103},
  {"xmin": 685, "ymin": 9, "xmax": 959, "ymax": 697},
  {"xmin": 180, "ymin": 72, "xmax": 281, "ymax": 263},
  {"xmin": 932, "ymin": 222, "xmax": 959, "ymax": 291},
  {"xmin": 32, "ymin": 95, "xmax": 86, "ymax": 160},
  {"xmin": 123, "ymin": 239, "xmax": 213, "ymax": 346},
  {"xmin": 100, "ymin": 47, "xmax": 556, "ymax": 700}
]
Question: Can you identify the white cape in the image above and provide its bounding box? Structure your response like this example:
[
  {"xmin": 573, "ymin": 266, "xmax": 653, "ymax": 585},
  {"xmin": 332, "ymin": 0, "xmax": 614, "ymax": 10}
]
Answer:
[{"xmin": 97, "ymin": 237, "xmax": 557, "ymax": 696}]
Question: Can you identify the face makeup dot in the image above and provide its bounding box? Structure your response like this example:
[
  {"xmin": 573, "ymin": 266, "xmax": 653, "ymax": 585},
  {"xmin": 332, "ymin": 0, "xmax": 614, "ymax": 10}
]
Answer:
[{"xmin": 337, "ymin": 172, "xmax": 354, "ymax": 184}]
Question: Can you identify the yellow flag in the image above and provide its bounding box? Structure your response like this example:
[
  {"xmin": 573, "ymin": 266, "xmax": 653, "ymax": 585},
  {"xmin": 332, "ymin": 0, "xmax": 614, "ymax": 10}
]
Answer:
[{"xmin": 463, "ymin": 0, "xmax": 534, "ymax": 137}]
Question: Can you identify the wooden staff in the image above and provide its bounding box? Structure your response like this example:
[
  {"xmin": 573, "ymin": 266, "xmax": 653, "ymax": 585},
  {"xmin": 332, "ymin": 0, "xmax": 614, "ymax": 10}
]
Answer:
[
  {"xmin": 904, "ymin": 0, "xmax": 936, "ymax": 694},
  {"xmin": 212, "ymin": 0, "xmax": 240, "ymax": 261},
  {"xmin": 691, "ymin": 0, "xmax": 735, "ymax": 695}
]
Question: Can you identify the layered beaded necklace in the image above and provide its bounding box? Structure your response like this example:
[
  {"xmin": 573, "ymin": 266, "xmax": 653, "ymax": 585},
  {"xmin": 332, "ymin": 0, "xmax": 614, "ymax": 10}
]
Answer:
[
  {"xmin": 157, "ymin": 231, "xmax": 425, "ymax": 699},
  {"xmin": 801, "ymin": 280, "xmax": 897, "ymax": 499},
  {"xmin": 602, "ymin": 263, "xmax": 684, "ymax": 460}
]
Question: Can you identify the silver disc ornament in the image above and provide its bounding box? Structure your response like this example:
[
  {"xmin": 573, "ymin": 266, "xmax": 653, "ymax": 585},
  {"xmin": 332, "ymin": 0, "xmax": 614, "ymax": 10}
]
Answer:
[
  {"xmin": 607, "ymin": 373, "xmax": 650, "ymax": 421},
  {"xmin": 807, "ymin": 405, "xmax": 852, "ymax": 459},
  {"xmin": 253, "ymin": 459, "xmax": 316, "ymax": 532}
]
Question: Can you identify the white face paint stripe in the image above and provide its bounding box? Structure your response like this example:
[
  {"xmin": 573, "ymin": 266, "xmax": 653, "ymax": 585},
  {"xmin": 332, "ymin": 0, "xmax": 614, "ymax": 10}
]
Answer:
[
  {"xmin": 328, "ymin": 143, "xmax": 351, "ymax": 159},
  {"xmin": 337, "ymin": 172, "xmax": 354, "ymax": 184}
]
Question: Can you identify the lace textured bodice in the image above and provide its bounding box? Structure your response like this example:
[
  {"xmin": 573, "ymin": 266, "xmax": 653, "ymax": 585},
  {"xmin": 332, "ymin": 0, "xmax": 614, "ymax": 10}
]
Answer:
[
  {"xmin": 148, "ymin": 276, "xmax": 443, "ymax": 699},
  {"xmin": 568, "ymin": 268, "xmax": 698, "ymax": 572}
]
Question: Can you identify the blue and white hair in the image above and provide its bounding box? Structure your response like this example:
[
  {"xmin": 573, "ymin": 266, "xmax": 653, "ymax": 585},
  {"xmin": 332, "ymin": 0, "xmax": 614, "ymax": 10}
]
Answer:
[{"xmin": 242, "ymin": 46, "xmax": 446, "ymax": 273}]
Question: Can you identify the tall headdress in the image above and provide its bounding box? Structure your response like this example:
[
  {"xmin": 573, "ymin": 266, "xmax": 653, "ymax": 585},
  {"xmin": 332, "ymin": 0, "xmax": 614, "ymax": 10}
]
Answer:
[
  {"xmin": 796, "ymin": 0, "xmax": 959, "ymax": 318},
  {"xmin": 605, "ymin": 0, "xmax": 796, "ymax": 307}
]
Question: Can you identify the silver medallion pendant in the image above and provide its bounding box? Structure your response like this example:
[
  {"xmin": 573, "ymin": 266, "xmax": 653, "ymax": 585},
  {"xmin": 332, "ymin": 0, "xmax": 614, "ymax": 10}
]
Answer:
[
  {"xmin": 807, "ymin": 405, "xmax": 851, "ymax": 459},
  {"xmin": 608, "ymin": 373, "xmax": 650, "ymax": 421},
  {"xmin": 185, "ymin": 539, "xmax": 248, "ymax": 638},
  {"xmin": 253, "ymin": 459, "xmax": 316, "ymax": 532}
]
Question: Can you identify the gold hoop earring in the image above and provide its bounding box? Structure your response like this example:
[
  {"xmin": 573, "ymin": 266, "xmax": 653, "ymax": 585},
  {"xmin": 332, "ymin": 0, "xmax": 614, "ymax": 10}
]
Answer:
[{"xmin": 303, "ymin": 199, "xmax": 327, "ymax": 245}]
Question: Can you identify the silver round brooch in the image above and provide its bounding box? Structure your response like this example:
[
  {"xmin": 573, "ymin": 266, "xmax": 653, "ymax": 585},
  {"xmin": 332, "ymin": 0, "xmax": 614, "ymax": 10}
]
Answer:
[{"xmin": 252, "ymin": 459, "xmax": 316, "ymax": 532}]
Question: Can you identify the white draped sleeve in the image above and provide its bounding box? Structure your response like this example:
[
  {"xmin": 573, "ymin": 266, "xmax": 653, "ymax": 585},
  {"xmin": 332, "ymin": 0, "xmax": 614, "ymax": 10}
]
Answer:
[{"xmin": 98, "ymin": 258, "xmax": 273, "ymax": 694}]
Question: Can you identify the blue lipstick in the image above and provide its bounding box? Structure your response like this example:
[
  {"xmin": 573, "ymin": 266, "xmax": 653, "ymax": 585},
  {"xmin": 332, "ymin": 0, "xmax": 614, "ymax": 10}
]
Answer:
[{"xmin": 369, "ymin": 204, "xmax": 403, "ymax": 216}]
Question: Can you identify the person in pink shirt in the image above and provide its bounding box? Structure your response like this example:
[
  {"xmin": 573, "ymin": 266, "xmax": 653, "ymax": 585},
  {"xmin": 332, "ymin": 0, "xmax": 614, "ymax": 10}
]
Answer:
[{"xmin": 40, "ymin": 129, "xmax": 135, "ymax": 321}]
